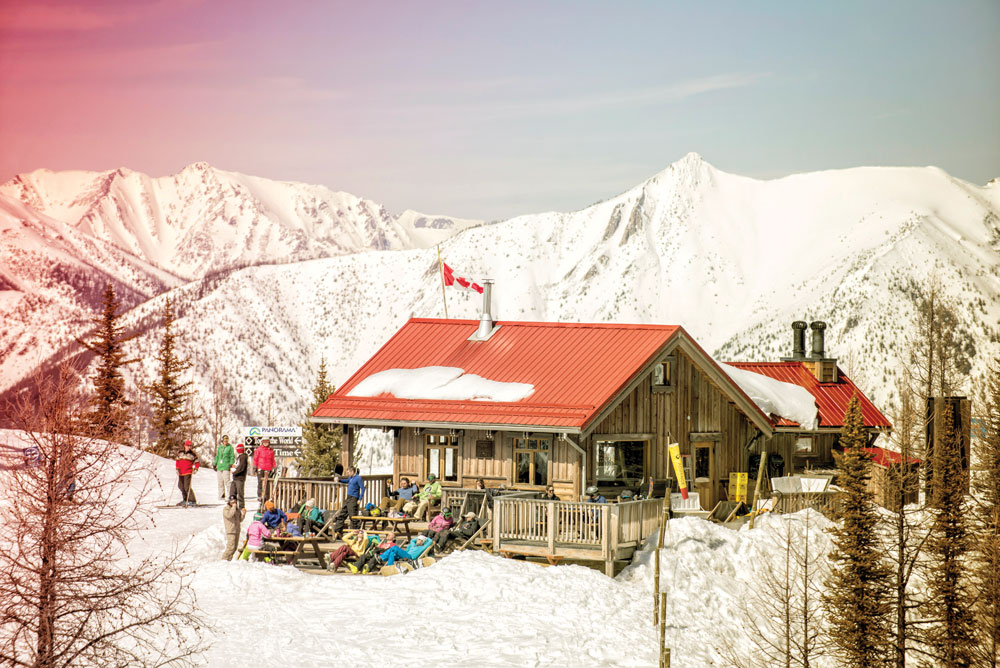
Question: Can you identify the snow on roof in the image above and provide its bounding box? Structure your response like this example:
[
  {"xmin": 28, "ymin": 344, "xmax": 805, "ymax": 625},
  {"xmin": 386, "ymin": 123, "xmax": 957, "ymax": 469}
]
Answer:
[
  {"xmin": 346, "ymin": 366, "xmax": 535, "ymax": 403},
  {"xmin": 720, "ymin": 363, "xmax": 819, "ymax": 430}
]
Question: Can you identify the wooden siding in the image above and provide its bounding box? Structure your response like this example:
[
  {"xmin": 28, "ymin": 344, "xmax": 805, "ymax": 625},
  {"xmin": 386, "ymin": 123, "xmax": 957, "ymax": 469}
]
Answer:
[{"xmin": 589, "ymin": 348, "xmax": 759, "ymax": 497}]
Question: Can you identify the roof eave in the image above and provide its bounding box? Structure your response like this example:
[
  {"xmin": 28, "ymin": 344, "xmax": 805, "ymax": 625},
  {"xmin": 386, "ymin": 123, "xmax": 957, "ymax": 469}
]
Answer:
[{"xmin": 310, "ymin": 415, "xmax": 582, "ymax": 434}]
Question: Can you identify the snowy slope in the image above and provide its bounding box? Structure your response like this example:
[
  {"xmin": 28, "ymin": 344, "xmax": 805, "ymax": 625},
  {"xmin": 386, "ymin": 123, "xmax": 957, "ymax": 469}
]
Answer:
[{"xmin": 2, "ymin": 155, "xmax": 999, "ymax": 432}]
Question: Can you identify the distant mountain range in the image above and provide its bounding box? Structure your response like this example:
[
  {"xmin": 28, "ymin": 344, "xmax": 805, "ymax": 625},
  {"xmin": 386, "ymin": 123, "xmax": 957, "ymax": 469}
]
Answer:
[{"xmin": 2, "ymin": 156, "xmax": 998, "ymax": 449}]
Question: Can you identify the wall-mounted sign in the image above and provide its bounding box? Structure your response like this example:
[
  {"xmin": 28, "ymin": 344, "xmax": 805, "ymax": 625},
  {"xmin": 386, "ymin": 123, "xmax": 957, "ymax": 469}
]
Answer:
[{"xmin": 475, "ymin": 439, "xmax": 494, "ymax": 458}]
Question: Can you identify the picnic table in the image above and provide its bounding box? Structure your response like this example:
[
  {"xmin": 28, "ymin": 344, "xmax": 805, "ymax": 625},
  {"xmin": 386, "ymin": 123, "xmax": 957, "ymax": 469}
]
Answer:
[
  {"xmin": 351, "ymin": 515, "xmax": 415, "ymax": 541},
  {"xmin": 261, "ymin": 535, "xmax": 328, "ymax": 569}
]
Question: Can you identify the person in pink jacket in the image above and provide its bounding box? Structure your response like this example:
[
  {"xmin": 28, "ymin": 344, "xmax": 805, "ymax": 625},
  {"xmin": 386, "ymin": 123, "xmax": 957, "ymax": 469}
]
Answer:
[
  {"xmin": 420, "ymin": 508, "xmax": 455, "ymax": 545},
  {"xmin": 239, "ymin": 519, "xmax": 272, "ymax": 561},
  {"xmin": 252, "ymin": 438, "xmax": 276, "ymax": 504}
]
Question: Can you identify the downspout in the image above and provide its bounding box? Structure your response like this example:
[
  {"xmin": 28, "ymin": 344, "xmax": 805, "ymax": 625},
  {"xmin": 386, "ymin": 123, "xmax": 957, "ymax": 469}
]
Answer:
[{"xmin": 562, "ymin": 433, "xmax": 587, "ymax": 497}]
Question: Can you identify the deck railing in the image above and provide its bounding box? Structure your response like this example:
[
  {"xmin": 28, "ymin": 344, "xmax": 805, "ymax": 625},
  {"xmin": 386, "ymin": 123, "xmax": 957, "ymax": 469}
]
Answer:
[
  {"xmin": 272, "ymin": 475, "xmax": 393, "ymax": 511},
  {"xmin": 493, "ymin": 497, "xmax": 663, "ymax": 559}
]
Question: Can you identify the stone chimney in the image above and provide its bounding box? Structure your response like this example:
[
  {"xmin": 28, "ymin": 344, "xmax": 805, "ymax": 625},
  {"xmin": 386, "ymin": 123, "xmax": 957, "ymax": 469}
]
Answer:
[{"xmin": 468, "ymin": 279, "xmax": 500, "ymax": 341}]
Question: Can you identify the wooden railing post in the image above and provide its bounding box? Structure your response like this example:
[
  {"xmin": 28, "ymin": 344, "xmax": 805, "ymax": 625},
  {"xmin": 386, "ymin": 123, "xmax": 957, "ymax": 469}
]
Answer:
[{"xmin": 547, "ymin": 501, "xmax": 556, "ymax": 554}]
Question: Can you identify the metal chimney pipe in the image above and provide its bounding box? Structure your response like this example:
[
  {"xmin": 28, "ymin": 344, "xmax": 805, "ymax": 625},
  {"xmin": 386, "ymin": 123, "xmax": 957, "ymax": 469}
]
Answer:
[
  {"xmin": 792, "ymin": 321, "xmax": 808, "ymax": 359},
  {"xmin": 809, "ymin": 321, "xmax": 827, "ymax": 358},
  {"xmin": 475, "ymin": 279, "xmax": 494, "ymax": 339}
]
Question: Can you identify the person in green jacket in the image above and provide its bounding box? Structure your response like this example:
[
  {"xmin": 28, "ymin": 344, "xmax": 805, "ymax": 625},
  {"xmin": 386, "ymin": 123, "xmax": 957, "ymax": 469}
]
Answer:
[
  {"xmin": 405, "ymin": 473, "xmax": 443, "ymax": 520},
  {"xmin": 213, "ymin": 435, "xmax": 236, "ymax": 501}
]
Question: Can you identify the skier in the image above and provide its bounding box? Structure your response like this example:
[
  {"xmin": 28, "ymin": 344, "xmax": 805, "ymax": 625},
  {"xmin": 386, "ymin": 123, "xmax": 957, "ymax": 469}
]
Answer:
[
  {"xmin": 230, "ymin": 442, "xmax": 248, "ymax": 510},
  {"xmin": 174, "ymin": 440, "xmax": 200, "ymax": 506},
  {"xmin": 213, "ymin": 435, "xmax": 235, "ymax": 501},
  {"xmin": 252, "ymin": 438, "xmax": 276, "ymax": 504},
  {"xmin": 221, "ymin": 494, "xmax": 246, "ymax": 560}
]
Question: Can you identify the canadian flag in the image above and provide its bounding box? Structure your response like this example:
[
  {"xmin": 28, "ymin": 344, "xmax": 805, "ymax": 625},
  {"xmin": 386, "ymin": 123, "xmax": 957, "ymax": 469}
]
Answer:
[{"xmin": 442, "ymin": 263, "xmax": 483, "ymax": 294}]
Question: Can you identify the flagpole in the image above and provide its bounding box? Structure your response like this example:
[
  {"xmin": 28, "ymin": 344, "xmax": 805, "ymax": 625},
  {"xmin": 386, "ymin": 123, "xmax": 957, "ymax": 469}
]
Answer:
[{"xmin": 437, "ymin": 244, "xmax": 449, "ymax": 319}]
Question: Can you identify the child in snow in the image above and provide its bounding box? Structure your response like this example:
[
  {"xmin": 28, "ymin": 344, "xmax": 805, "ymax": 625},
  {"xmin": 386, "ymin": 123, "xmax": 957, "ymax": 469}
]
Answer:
[{"xmin": 239, "ymin": 518, "xmax": 271, "ymax": 560}]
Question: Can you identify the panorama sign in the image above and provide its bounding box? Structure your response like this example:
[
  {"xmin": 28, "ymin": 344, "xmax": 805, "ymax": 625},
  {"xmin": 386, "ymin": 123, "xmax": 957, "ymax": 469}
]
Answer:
[{"xmin": 243, "ymin": 426, "xmax": 303, "ymax": 459}]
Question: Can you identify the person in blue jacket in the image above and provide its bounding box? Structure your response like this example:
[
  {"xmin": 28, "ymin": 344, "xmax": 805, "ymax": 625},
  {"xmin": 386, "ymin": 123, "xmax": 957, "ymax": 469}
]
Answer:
[
  {"xmin": 584, "ymin": 486, "xmax": 607, "ymax": 503},
  {"xmin": 336, "ymin": 467, "xmax": 365, "ymax": 530},
  {"xmin": 261, "ymin": 500, "xmax": 288, "ymax": 530}
]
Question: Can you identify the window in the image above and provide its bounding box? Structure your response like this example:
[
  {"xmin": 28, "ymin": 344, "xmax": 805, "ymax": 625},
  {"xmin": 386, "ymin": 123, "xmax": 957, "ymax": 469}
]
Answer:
[
  {"xmin": 424, "ymin": 434, "xmax": 459, "ymax": 482},
  {"xmin": 596, "ymin": 440, "xmax": 646, "ymax": 488},
  {"xmin": 795, "ymin": 437, "xmax": 814, "ymax": 455},
  {"xmin": 651, "ymin": 355, "xmax": 676, "ymax": 392},
  {"xmin": 513, "ymin": 436, "xmax": 550, "ymax": 486}
]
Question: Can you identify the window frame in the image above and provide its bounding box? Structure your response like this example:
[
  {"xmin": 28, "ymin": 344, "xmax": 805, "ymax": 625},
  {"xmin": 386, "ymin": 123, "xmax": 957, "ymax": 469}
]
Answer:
[
  {"xmin": 651, "ymin": 355, "xmax": 676, "ymax": 393},
  {"xmin": 512, "ymin": 435, "xmax": 551, "ymax": 488},
  {"xmin": 424, "ymin": 433, "xmax": 460, "ymax": 484},
  {"xmin": 594, "ymin": 438, "xmax": 648, "ymax": 489}
]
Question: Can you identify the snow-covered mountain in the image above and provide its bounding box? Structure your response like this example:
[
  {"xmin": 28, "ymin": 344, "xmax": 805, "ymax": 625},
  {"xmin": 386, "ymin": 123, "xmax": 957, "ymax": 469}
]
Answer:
[{"xmin": 2, "ymin": 155, "xmax": 998, "ymax": 434}]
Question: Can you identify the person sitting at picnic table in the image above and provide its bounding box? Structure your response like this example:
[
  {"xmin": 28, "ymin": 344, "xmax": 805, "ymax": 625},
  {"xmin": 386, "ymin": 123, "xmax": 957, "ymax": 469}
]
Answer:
[
  {"xmin": 380, "ymin": 477, "xmax": 419, "ymax": 514},
  {"xmin": 352, "ymin": 531, "xmax": 411, "ymax": 574},
  {"xmin": 541, "ymin": 485, "xmax": 560, "ymax": 501},
  {"xmin": 240, "ymin": 517, "xmax": 272, "ymax": 561},
  {"xmin": 327, "ymin": 529, "xmax": 375, "ymax": 573},
  {"xmin": 617, "ymin": 489, "xmax": 634, "ymax": 502},
  {"xmin": 405, "ymin": 473, "xmax": 442, "ymax": 520},
  {"xmin": 585, "ymin": 486, "xmax": 608, "ymax": 503},
  {"xmin": 261, "ymin": 500, "xmax": 287, "ymax": 531},
  {"xmin": 297, "ymin": 498, "xmax": 326, "ymax": 535},
  {"xmin": 433, "ymin": 511, "xmax": 482, "ymax": 551},
  {"xmin": 421, "ymin": 508, "xmax": 455, "ymax": 545}
]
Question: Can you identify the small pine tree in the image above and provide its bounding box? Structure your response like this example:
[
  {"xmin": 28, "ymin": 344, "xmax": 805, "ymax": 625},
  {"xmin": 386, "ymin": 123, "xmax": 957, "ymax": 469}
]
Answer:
[
  {"xmin": 149, "ymin": 298, "xmax": 196, "ymax": 457},
  {"xmin": 923, "ymin": 401, "xmax": 977, "ymax": 668},
  {"xmin": 298, "ymin": 358, "xmax": 341, "ymax": 476},
  {"xmin": 823, "ymin": 396, "xmax": 893, "ymax": 668},
  {"xmin": 973, "ymin": 357, "xmax": 1000, "ymax": 667},
  {"xmin": 77, "ymin": 283, "xmax": 137, "ymax": 440}
]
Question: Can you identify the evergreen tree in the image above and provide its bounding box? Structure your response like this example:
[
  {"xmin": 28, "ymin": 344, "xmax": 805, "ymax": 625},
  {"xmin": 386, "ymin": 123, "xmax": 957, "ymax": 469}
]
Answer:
[
  {"xmin": 77, "ymin": 283, "xmax": 137, "ymax": 440},
  {"xmin": 149, "ymin": 298, "xmax": 195, "ymax": 458},
  {"xmin": 298, "ymin": 358, "xmax": 341, "ymax": 476},
  {"xmin": 823, "ymin": 396, "xmax": 893, "ymax": 668},
  {"xmin": 973, "ymin": 357, "xmax": 1000, "ymax": 667},
  {"xmin": 923, "ymin": 403, "xmax": 976, "ymax": 668}
]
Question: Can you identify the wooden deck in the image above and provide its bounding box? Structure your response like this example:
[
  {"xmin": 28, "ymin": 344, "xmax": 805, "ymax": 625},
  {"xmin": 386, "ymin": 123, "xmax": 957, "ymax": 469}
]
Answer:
[{"xmin": 492, "ymin": 497, "xmax": 662, "ymax": 575}]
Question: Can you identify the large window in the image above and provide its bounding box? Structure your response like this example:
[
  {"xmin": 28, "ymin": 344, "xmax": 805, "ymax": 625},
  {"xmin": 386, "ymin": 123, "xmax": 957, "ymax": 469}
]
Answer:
[
  {"xmin": 424, "ymin": 434, "xmax": 458, "ymax": 482},
  {"xmin": 514, "ymin": 436, "xmax": 550, "ymax": 486},
  {"xmin": 595, "ymin": 440, "xmax": 646, "ymax": 488}
]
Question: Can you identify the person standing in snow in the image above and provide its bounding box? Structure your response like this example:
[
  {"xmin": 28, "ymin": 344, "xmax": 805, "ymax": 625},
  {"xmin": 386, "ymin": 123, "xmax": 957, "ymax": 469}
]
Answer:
[
  {"xmin": 174, "ymin": 440, "xmax": 200, "ymax": 506},
  {"xmin": 253, "ymin": 438, "xmax": 276, "ymax": 504},
  {"xmin": 213, "ymin": 435, "xmax": 235, "ymax": 501},
  {"xmin": 230, "ymin": 442, "xmax": 248, "ymax": 510},
  {"xmin": 335, "ymin": 466, "xmax": 365, "ymax": 529},
  {"xmin": 221, "ymin": 494, "xmax": 246, "ymax": 560}
]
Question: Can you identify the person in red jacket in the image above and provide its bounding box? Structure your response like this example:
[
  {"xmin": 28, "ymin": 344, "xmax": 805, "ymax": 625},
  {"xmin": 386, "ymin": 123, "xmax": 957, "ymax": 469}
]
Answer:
[
  {"xmin": 175, "ymin": 440, "xmax": 200, "ymax": 506},
  {"xmin": 252, "ymin": 438, "xmax": 276, "ymax": 504}
]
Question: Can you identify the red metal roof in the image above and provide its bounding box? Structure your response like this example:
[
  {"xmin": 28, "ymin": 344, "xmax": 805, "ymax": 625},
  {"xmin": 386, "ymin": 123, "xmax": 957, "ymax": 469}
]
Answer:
[
  {"xmin": 313, "ymin": 319, "xmax": 679, "ymax": 430},
  {"xmin": 864, "ymin": 446, "xmax": 920, "ymax": 467},
  {"xmin": 724, "ymin": 361, "xmax": 892, "ymax": 429}
]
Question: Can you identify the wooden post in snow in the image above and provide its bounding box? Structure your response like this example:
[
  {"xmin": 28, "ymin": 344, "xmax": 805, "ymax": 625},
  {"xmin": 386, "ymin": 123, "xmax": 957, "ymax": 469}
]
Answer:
[{"xmin": 748, "ymin": 451, "xmax": 767, "ymax": 530}]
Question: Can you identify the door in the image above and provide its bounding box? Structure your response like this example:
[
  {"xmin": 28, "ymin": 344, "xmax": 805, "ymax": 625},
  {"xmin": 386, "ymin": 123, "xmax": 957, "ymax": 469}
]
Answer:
[{"xmin": 692, "ymin": 441, "xmax": 717, "ymax": 511}]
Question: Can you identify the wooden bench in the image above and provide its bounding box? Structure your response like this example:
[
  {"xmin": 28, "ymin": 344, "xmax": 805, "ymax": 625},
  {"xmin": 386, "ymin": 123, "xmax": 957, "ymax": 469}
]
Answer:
[{"xmin": 246, "ymin": 548, "xmax": 298, "ymax": 563}]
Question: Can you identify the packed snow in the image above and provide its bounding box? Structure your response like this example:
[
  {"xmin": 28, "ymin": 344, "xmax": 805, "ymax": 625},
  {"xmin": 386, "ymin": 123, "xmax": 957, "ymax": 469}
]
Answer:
[
  {"xmin": 721, "ymin": 363, "xmax": 819, "ymax": 430},
  {"xmin": 348, "ymin": 366, "xmax": 535, "ymax": 402},
  {"xmin": 1, "ymin": 432, "xmax": 851, "ymax": 666}
]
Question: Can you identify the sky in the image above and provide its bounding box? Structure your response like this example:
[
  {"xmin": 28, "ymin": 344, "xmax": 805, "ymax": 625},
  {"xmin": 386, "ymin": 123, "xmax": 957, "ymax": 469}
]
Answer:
[{"xmin": 1, "ymin": 0, "xmax": 998, "ymax": 221}]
